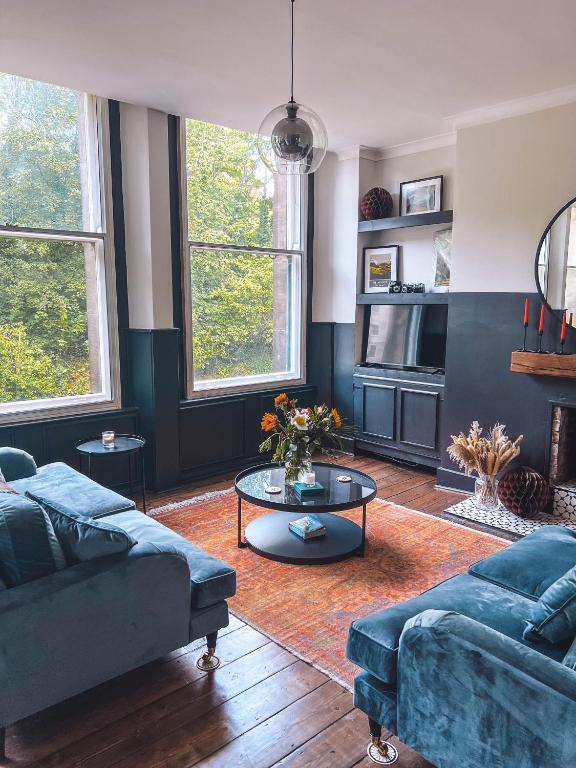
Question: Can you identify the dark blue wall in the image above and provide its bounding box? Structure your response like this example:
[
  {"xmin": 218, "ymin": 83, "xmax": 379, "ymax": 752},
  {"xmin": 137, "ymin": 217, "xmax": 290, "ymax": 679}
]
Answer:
[{"xmin": 438, "ymin": 292, "xmax": 576, "ymax": 490}]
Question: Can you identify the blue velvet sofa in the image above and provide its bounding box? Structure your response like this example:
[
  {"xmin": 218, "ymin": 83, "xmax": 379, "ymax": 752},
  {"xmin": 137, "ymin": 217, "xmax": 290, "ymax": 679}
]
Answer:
[
  {"xmin": 0, "ymin": 448, "xmax": 236, "ymax": 759},
  {"xmin": 346, "ymin": 525, "xmax": 576, "ymax": 767}
]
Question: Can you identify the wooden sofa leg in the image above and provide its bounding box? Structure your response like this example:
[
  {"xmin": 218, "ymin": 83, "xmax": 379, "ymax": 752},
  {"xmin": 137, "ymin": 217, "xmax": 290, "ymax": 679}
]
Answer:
[
  {"xmin": 196, "ymin": 631, "xmax": 221, "ymax": 671},
  {"xmin": 366, "ymin": 717, "xmax": 398, "ymax": 764},
  {"xmin": 0, "ymin": 726, "xmax": 5, "ymax": 761}
]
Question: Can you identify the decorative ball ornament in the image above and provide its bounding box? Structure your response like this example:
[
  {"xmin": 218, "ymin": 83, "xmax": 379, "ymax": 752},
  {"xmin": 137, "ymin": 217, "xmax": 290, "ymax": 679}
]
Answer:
[
  {"xmin": 497, "ymin": 466, "xmax": 551, "ymax": 518},
  {"xmin": 360, "ymin": 187, "xmax": 393, "ymax": 220}
]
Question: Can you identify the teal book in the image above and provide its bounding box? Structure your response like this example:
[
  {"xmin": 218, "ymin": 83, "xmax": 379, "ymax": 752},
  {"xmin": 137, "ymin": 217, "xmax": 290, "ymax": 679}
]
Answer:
[
  {"xmin": 289, "ymin": 514, "xmax": 326, "ymax": 540},
  {"xmin": 293, "ymin": 482, "xmax": 324, "ymax": 497}
]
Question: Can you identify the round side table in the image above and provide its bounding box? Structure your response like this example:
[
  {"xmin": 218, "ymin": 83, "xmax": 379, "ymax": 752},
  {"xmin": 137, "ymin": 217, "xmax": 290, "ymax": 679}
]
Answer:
[{"xmin": 76, "ymin": 435, "xmax": 147, "ymax": 514}]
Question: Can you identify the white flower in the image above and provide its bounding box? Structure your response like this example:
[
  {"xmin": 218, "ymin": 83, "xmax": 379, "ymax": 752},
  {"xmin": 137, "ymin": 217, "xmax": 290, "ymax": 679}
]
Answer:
[{"xmin": 291, "ymin": 409, "xmax": 309, "ymax": 431}]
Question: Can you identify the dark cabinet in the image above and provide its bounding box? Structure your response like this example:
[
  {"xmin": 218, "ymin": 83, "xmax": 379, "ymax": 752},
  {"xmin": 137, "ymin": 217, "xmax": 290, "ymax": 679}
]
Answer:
[{"xmin": 353, "ymin": 367, "xmax": 444, "ymax": 468}]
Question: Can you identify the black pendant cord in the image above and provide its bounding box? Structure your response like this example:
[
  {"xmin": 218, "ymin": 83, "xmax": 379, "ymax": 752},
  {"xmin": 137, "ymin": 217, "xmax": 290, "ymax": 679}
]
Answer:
[{"xmin": 290, "ymin": 0, "xmax": 295, "ymax": 103}]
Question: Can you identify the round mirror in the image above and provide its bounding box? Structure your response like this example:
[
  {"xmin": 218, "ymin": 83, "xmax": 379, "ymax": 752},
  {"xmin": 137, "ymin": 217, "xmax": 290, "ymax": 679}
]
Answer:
[{"xmin": 536, "ymin": 196, "xmax": 576, "ymax": 329}]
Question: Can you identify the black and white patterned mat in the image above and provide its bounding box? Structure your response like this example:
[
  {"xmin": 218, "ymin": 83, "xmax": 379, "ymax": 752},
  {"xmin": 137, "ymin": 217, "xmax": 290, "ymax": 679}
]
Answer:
[{"xmin": 444, "ymin": 497, "xmax": 576, "ymax": 537}]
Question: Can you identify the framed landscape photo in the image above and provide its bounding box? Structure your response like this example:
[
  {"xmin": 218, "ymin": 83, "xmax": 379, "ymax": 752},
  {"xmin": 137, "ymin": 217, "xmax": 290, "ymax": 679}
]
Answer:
[
  {"xmin": 432, "ymin": 227, "xmax": 452, "ymax": 291},
  {"xmin": 399, "ymin": 175, "xmax": 443, "ymax": 216},
  {"xmin": 363, "ymin": 245, "xmax": 399, "ymax": 293}
]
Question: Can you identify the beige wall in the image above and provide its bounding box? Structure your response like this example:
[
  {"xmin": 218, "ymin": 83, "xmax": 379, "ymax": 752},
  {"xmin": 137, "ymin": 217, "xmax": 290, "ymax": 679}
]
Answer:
[
  {"xmin": 120, "ymin": 104, "xmax": 174, "ymax": 329},
  {"xmin": 451, "ymin": 102, "xmax": 576, "ymax": 292},
  {"xmin": 313, "ymin": 151, "xmax": 360, "ymax": 323}
]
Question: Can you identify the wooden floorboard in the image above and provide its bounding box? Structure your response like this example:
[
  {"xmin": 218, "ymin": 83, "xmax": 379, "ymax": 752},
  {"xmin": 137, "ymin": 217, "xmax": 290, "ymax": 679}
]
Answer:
[{"xmin": 6, "ymin": 453, "xmax": 479, "ymax": 768}]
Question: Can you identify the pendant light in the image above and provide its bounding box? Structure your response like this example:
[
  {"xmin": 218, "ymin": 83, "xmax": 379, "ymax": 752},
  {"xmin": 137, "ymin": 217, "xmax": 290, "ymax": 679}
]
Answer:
[{"xmin": 257, "ymin": 0, "xmax": 327, "ymax": 175}]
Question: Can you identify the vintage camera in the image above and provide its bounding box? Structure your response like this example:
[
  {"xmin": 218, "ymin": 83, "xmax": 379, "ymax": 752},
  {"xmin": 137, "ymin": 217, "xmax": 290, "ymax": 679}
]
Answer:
[{"xmin": 388, "ymin": 281, "xmax": 402, "ymax": 293}]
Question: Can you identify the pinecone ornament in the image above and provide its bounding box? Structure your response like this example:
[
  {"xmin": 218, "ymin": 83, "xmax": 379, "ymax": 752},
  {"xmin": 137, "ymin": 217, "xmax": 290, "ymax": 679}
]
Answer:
[
  {"xmin": 497, "ymin": 466, "xmax": 551, "ymax": 518},
  {"xmin": 360, "ymin": 187, "xmax": 393, "ymax": 220}
]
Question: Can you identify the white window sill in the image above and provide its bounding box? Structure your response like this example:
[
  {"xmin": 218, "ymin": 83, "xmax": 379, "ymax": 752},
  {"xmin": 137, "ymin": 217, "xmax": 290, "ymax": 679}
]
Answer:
[
  {"xmin": 0, "ymin": 393, "xmax": 119, "ymax": 424},
  {"xmin": 190, "ymin": 372, "xmax": 304, "ymax": 398}
]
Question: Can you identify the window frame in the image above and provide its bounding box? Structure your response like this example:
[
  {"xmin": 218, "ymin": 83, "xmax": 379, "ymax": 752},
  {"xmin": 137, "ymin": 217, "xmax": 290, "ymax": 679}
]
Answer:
[
  {"xmin": 0, "ymin": 96, "xmax": 121, "ymax": 423},
  {"xmin": 178, "ymin": 119, "xmax": 308, "ymax": 399}
]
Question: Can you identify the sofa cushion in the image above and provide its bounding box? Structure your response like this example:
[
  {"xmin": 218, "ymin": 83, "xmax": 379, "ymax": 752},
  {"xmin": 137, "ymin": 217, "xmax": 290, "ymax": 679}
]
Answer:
[
  {"xmin": 523, "ymin": 565, "xmax": 576, "ymax": 644},
  {"xmin": 346, "ymin": 573, "xmax": 568, "ymax": 687},
  {"xmin": 0, "ymin": 494, "xmax": 66, "ymax": 586},
  {"xmin": 563, "ymin": 634, "xmax": 576, "ymax": 671},
  {"xmin": 28, "ymin": 494, "xmax": 137, "ymax": 564},
  {"xmin": 109, "ymin": 511, "xmax": 236, "ymax": 609},
  {"xmin": 11, "ymin": 462, "xmax": 135, "ymax": 518},
  {"xmin": 0, "ymin": 448, "xmax": 37, "ymax": 482},
  {"xmin": 468, "ymin": 526, "xmax": 576, "ymax": 599}
]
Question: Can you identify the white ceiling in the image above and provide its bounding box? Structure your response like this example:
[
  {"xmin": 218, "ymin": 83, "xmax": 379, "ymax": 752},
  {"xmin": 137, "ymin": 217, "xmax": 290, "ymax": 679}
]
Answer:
[{"xmin": 2, "ymin": 0, "xmax": 576, "ymax": 150}]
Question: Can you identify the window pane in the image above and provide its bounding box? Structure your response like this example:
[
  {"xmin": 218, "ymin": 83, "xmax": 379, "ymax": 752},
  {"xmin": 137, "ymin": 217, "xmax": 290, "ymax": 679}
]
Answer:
[
  {"xmin": 0, "ymin": 236, "xmax": 103, "ymax": 403},
  {"xmin": 0, "ymin": 73, "xmax": 86, "ymax": 231},
  {"xmin": 185, "ymin": 119, "xmax": 300, "ymax": 250},
  {"xmin": 190, "ymin": 248, "xmax": 300, "ymax": 386}
]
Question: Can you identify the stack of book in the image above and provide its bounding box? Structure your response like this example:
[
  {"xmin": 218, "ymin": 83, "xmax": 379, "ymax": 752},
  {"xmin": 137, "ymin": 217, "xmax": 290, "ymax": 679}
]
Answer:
[{"xmin": 289, "ymin": 514, "xmax": 326, "ymax": 540}]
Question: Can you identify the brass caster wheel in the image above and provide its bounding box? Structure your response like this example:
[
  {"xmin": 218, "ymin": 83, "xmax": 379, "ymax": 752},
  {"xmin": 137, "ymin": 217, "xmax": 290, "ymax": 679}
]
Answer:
[
  {"xmin": 367, "ymin": 739, "xmax": 398, "ymax": 764},
  {"xmin": 196, "ymin": 648, "xmax": 221, "ymax": 671}
]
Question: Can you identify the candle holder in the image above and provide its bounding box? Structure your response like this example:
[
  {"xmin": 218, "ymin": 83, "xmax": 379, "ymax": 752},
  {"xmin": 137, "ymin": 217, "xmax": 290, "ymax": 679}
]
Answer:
[
  {"xmin": 102, "ymin": 431, "xmax": 115, "ymax": 449},
  {"xmin": 521, "ymin": 322, "xmax": 528, "ymax": 352}
]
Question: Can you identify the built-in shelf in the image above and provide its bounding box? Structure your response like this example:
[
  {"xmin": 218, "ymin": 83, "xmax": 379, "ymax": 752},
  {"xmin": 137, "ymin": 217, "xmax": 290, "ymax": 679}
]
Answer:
[
  {"xmin": 358, "ymin": 210, "xmax": 453, "ymax": 233},
  {"xmin": 510, "ymin": 351, "xmax": 576, "ymax": 378},
  {"xmin": 357, "ymin": 293, "xmax": 449, "ymax": 305}
]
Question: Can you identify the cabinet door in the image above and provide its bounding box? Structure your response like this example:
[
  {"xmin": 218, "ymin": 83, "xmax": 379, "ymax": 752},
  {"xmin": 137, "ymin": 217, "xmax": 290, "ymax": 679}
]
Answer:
[
  {"xmin": 356, "ymin": 382, "xmax": 396, "ymax": 441},
  {"xmin": 398, "ymin": 388, "xmax": 440, "ymax": 453}
]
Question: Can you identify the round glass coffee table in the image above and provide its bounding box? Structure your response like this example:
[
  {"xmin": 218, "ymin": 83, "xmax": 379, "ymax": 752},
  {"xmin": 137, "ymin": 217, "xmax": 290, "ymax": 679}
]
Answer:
[{"xmin": 235, "ymin": 462, "xmax": 377, "ymax": 565}]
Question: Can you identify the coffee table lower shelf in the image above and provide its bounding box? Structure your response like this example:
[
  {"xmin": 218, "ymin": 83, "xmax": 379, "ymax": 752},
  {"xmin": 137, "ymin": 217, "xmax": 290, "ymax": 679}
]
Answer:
[{"xmin": 242, "ymin": 511, "xmax": 363, "ymax": 565}]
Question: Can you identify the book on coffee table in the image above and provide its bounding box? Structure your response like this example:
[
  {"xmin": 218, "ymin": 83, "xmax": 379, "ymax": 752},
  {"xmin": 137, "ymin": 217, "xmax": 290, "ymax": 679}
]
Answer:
[
  {"xmin": 293, "ymin": 481, "xmax": 324, "ymax": 497},
  {"xmin": 288, "ymin": 514, "xmax": 326, "ymax": 540}
]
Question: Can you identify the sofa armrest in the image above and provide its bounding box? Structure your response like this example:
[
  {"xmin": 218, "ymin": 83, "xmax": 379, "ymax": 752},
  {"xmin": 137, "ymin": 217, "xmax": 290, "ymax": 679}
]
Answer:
[
  {"xmin": 0, "ymin": 447, "xmax": 37, "ymax": 481},
  {"xmin": 0, "ymin": 542, "xmax": 192, "ymax": 726},
  {"xmin": 396, "ymin": 609, "xmax": 576, "ymax": 768}
]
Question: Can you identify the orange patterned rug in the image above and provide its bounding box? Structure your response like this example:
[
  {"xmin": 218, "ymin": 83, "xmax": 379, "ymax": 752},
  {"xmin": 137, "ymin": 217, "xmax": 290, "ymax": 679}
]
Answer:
[{"xmin": 152, "ymin": 491, "xmax": 507, "ymax": 688}]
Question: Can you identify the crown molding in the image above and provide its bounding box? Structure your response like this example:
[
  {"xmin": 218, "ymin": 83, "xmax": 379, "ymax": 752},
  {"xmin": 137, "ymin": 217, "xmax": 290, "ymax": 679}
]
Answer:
[
  {"xmin": 375, "ymin": 133, "xmax": 456, "ymax": 160},
  {"xmin": 449, "ymin": 83, "xmax": 576, "ymax": 130},
  {"xmin": 334, "ymin": 145, "xmax": 361, "ymax": 161}
]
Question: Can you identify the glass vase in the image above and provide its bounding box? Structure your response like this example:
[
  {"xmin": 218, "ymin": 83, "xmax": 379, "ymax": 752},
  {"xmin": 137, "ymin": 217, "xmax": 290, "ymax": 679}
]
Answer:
[
  {"xmin": 284, "ymin": 442, "xmax": 312, "ymax": 486},
  {"xmin": 474, "ymin": 474, "xmax": 500, "ymax": 511}
]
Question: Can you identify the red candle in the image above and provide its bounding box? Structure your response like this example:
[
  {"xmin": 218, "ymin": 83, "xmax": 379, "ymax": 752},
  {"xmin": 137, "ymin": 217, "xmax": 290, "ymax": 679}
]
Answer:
[
  {"xmin": 539, "ymin": 304, "xmax": 545, "ymax": 334},
  {"xmin": 523, "ymin": 298, "xmax": 529, "ymax": 326},
  {"xmin": 561, "ymin": 311, "xmax": 567, "ymax": 342}
]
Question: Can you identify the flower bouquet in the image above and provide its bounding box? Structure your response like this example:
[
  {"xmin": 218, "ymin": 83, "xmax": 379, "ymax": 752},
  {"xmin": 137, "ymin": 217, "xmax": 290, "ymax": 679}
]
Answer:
[
  {"xmin": 447, "ymin": 421, "xmax": 523, "ymax": 510},
  {"xmin": 259, "ymin": 393, "xmax": 344, "ymax": 483}
]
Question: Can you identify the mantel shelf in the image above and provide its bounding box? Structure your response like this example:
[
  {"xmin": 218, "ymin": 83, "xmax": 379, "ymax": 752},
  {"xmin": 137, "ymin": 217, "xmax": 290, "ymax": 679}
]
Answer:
[
  {"xmin": 358, "ymin": 210, "xmax": 453, "ymax": 233},
  {"xmin": 510, "ymin": 351, "xmax": 576, "ymax": 378}
]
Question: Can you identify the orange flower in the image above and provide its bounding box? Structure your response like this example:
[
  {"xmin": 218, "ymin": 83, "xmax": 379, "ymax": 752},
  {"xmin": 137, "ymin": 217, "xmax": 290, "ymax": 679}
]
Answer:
[
  {"xmin": 261, "ymin": 412, "xmax": 278, "ymax": 432},
  {"xmin": 331, "ymin": 408, "xmax": 342, "ymax": 429},
  {"xmin": 274, "ymin": 392, "xmax": 288, "ymax": 407}
]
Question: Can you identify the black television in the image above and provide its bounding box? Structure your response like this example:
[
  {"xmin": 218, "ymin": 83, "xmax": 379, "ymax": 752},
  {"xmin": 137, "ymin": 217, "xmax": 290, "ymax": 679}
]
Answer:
[{"xmin": 362, "ymin": 303, "xmax": 448, "ymax": 372}]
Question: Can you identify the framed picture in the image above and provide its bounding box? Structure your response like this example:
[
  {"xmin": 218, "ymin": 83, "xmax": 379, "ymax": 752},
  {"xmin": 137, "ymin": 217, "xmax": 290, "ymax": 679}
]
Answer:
[
  {"xmin": 399, "ymin": 176, "xmax": 443, "ymax": 216},
  {"xmin": 363, "ymin": 245, "xmax": 399, "ymax": 293},
  {"xmin": 432, "ymin": 227, "xmax": 452, "ymax": 292}
]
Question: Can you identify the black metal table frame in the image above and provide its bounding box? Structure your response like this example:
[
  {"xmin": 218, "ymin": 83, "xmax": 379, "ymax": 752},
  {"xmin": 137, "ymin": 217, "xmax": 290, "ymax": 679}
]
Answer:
[
  {"xmin": 76, "ymin": 434, "xmax": 147, "ymax": 514},
  {"xmin": 235, "ymin": 462, "xmax": 377, "ymax": 560}
]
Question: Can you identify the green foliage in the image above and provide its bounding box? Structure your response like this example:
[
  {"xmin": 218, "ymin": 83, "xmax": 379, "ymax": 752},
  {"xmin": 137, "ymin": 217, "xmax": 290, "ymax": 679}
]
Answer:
[
  {"xmin": 186, "ymin": 119, "xmax": 286, "ymax": 381},
  {"xmin": 0, "ymin": 73, "xmax": 90, "ymax": 403},
  {"xmin": 0, "ymin": 73, "xmax": 83, "ymax": 230}
]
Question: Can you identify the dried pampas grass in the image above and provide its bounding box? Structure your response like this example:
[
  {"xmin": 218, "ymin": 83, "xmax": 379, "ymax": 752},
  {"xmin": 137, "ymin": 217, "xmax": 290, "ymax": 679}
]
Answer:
[{"xmin": 448, "ymin": 420, "xmax": 523, "ymax": 479}]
